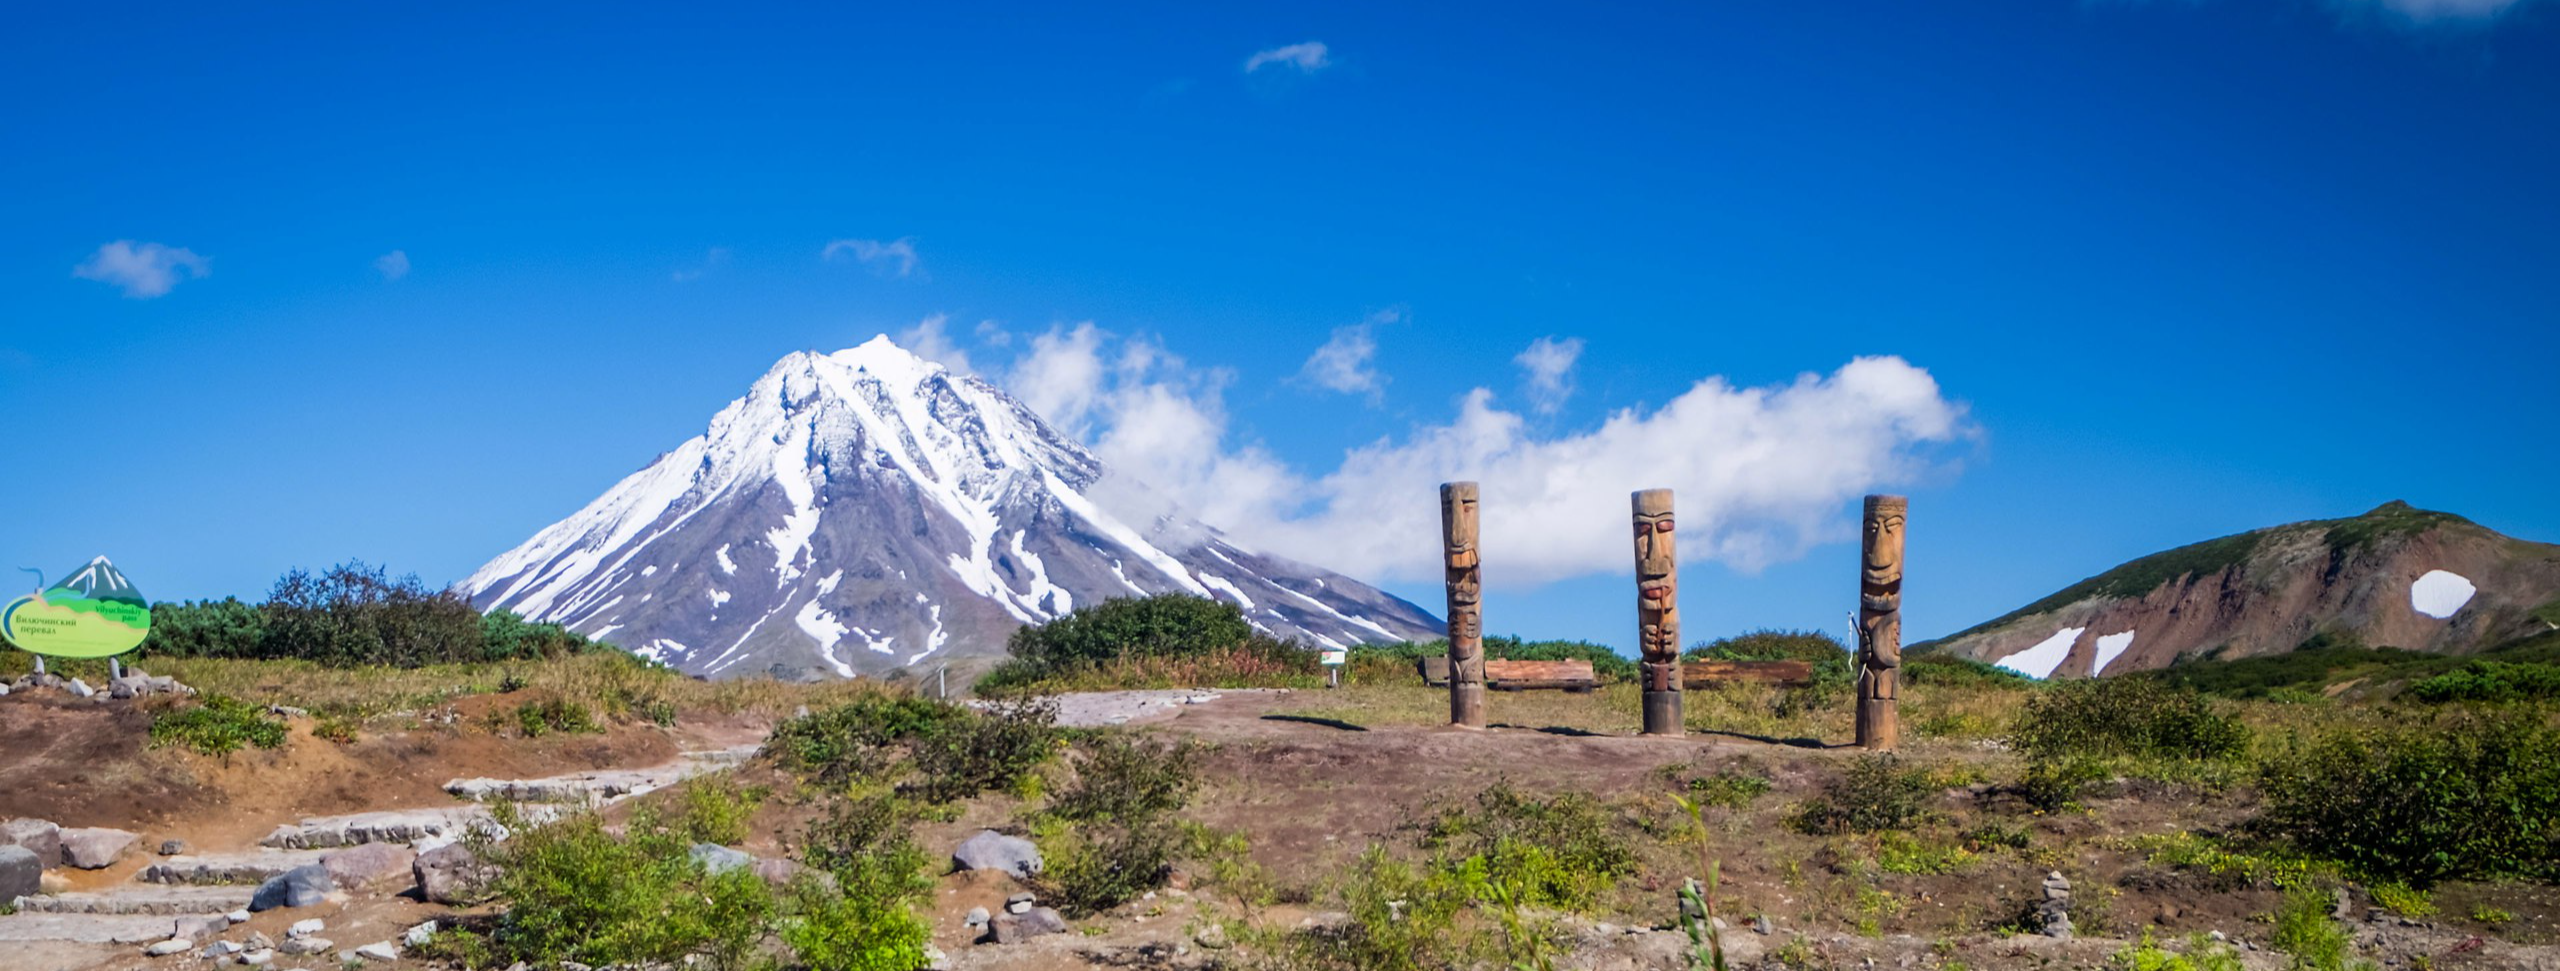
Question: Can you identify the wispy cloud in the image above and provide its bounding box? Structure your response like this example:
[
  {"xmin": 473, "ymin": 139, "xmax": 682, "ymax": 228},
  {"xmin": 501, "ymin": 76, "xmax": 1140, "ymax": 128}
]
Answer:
[
  {"xmin": 1006, "ymin": 325, "xmax": 1970, "ymax": 586},
  {"xmin": 1245, "ymin": 41, "xmax": 1331, "ymax": 74},
  {"xmin": 672, "ymin": 247, "xmax": 731, "ymax": 283},
  {"xmin": 1514, "ymin": 336, "xmax": 1585, "ymax": 414},
  {"xmin": 1299, "ymin": 310, "xmax": 1397, "ymax": 400},
  {"xmin": 2107, "ymin": 0, "xmax": 2545, "ymax": 26},
  {"xmin": 822, "ymin": 237, "xmax": 923, "ymax": 279},
  {"xmin": 897, "ymin": 314, "xmax": 976, "ymax": 374},
  {"xmin": 73, "ymin": 240, "xmax": 208, "ymax": 298},
  {"xmin": 374, "ymin": 250, "xmax": 411, "ymax": 282}
]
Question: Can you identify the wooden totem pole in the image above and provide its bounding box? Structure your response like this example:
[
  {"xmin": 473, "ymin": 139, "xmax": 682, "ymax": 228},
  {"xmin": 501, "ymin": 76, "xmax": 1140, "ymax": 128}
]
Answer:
[
  {"xmin": 1632, "ymin": 489, "xmax": 1682, "ymax": 736},
  {"xmin": 1856, "ymin": 495, "xmax": 1906, "ymax": 750},
  {"xmin": 1442, "ymin": 482, "xmax": 1486, "ymax": 729}
]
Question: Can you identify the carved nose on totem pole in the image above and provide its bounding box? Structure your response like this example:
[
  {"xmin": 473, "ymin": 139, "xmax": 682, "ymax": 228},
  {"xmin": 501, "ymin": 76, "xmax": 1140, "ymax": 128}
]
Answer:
[
  {"xmin": 1440, "ymin": 481, "xmax": 1486, "ymax": 729},
  {"xmin": 1632, "ymin": 488, "xmax": 1682, "ymax": 736}
]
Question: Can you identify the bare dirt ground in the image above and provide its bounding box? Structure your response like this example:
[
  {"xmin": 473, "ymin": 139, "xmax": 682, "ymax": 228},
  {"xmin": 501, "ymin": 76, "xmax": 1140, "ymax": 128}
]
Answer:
[{"xmin": 11, "ymin": 686, "xmax": 2560, "ymax": 971}]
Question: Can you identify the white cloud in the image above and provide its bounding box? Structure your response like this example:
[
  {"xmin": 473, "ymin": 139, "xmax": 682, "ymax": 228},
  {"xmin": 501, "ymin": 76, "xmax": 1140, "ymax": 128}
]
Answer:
[
  {"xmin": 72, "ymin": 240, "xmax": 208, "ymax": 298},
  {"xmin": 975, "ymin": 319, "xmax": 1014, "ymax": 347},
  {"xmin": 897, "ymin": 314, "xmax": 976, "ymax": 374},
  {"xmin": 1300, "ymin": 312, "xmax": 1394, "ymax": 399},
  {"xmin": 1245, "ymin": 41, "xmax": 1331, "ymax": 74},
  {"xmin": 822, "ymin": 237, "xmax": 923, "ymax": 279},
  {"xmin": 1514, "ymin": 336, "xmax": 1585, "ymax": 414},
  {"xmin": 672, "ymin": 247, "xmax": 731, "ymax": 283},
  {"xmin": 1005, "ymin": 325, "xmax": 1971, "ymax": 587},
  {"xmin": 374, "ymin": 250, "xmax": 410, "ymax": 282}
]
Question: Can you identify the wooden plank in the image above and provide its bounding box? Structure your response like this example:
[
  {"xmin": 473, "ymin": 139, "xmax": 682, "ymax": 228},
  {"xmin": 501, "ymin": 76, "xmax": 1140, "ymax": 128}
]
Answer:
[
  {"xmin": 1682, "ymin": 659, "xmax": 1815, "ymax": 688},
  {"xmin": 1486, "ymin": 659, "xmax": 1598, "ymax": 691},
  {"xmin": 1418, "ymin": 656, "xmax": 1452, "ymax": 686}
]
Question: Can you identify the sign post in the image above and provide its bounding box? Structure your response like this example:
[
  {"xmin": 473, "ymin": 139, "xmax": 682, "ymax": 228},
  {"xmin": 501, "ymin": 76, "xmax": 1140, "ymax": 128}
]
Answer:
[
  {"xmin": 1320, "ymin": 647, "xmax": 1347, "ymax": 689},
  {"xmin": 2, "ymin": 557, "xmax": 153, "ymax": 663}
]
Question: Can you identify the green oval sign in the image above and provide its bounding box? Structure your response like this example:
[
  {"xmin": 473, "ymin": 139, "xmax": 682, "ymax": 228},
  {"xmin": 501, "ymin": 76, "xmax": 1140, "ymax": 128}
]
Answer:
[{"xmin": 2, "ymin": 557, "xmax": 152, "ymax": 659}]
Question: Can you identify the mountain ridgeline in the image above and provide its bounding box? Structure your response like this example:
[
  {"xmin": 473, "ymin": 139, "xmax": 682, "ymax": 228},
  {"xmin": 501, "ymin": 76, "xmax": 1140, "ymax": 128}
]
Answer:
[
  {"xmin": 1918, "ymin": 501, "xmax": 2560, "ymax": 678},
  {"xmin": 465, "ymin": 337, "xmax": 1441, "ymax": 680}
]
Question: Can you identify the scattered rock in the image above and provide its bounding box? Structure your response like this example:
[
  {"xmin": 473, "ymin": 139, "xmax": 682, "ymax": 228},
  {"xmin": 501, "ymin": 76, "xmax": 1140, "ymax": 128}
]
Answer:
[
  {"xmin": 320, "ymin": 842, "xmax": 416, "ymax": 893},
  {"xmin": 1195, "ymin": 923, "xmax": 1231, "ymax": 949},
  {"xmin": 172, "ymin": 914, "xmax": 229, "ymax": 941},
  {"xmin": 952, "ymin": 830, "xmax": 1041, "ymax": 879},
  {"xmin": 404, "ymin": 921, "xmax": 439, "ymax": 947},
  {"xmin": 354, "ymin": 942, "xmax": 400, "ymax": 962},
  {"xmin": 990, "ymin": 906, "xmax": 1068, "ymax": 943},
  {"xmin": 1006, "ymin": 891, "xmax": 1036, "ymax": 915},
  {"xmin": 161, "ymin": 840, "xmax": 190, "ymax": 857},
  {"xmin": 1755, "ymin": 915, "xmax": 1775, "ymax": 936},
  {"xmin": 145, "ymin": 939, "xmax": 194, "ymax": 957},
  {"xmin": 247, "ymin": 931, "xmax": 275, "ymax": 950},
  {"xmin": 248, "ymin": 864, "xmax": 334, "ymax": 912},
  {"xmin": 288, "ymin": 918, "xmax": 325, "ymax": 939},
  {"xmin": 0, "ymin": 845, "xmax": 44, "ymax": 903},
  {"xmin": 67, "ymin": 678, "xmax": 95, "ymax": 698},
  {"xmin": 2333, "ymin": 888, "xmax": 2354, "ymax": 921},
  {"xmin": 964, "ymin": 907, "xmax": 990, "ymax": 928},
  {"xmin": 414, "ymin": 843, "xmax": 495, "ymax": 904},
  {"xmin": 922, "ymin": 943, "xmax": 952, "ymax": 971},
  {"xmin": 60, "ymin": 827, "xmax": 141, "ymax": 869},
  {"xmin": 688, "ymin": 843, "xmax": 753, "ymax": 875},
  {"xmin": 202, "ymin": 940, "xmax": 243, "ymax": 958},
  {"xmin": 277, "ymin": 937, "xmax": 332, "ymax": 956},
  {"xmin": 752, "ymin": 857, "xmax": 806, "ymax": 887},
  {"xmin": 1, "ymin": 818, "xmax": 64, "ymax": 867},
  {"xmin": 227, "ymin": 910, "xmax": 251, "ymax": 924},
  {"xmin": 240, "ymin": 950, "xmax": 275, "ymax": 966}
]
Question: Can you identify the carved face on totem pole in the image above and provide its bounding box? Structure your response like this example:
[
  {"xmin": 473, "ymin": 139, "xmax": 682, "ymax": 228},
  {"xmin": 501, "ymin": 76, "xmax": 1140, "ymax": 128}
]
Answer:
[
  {"xmin": 1859, "ymin": 495, "xmax": 1907, "ymax": 679},
  {"xmin": 1441, "ymin": 483, "xmax": 1484, "ymax": 656},
  {"xmin": 1632, "ymin": 490, "xmax": 1678, "ymax": 662}
]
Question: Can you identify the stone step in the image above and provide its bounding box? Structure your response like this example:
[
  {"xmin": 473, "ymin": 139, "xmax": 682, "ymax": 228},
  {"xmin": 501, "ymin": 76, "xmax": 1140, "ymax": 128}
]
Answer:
[
  {"xmin": 140, "ymin": 850, "xmax": 330, "ymax": 886},
  {"xmin": 443, "ymin": 745, "xmax": 759, "ymax": 803},
  {"xmin": 11, "ymin": 885, "xmax": 255, "ymax": 915},
  {"xmin": 259, "ymin": 807, "xmax": 487, "ymax": 850},
  {"xmin": 0, "ymin": 912, "xmax": 185, "ymax": 944}
]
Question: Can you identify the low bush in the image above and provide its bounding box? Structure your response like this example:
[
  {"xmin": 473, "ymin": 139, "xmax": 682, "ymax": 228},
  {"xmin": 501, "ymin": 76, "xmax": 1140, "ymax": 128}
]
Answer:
[
  {"xmin": 906, "ymin": 696, "xmax": 1059, "ymax": 803},
  {"xmin": 675, "ymin": 778, "xmax": 767, "ymax": 846},
  {"xmin": 766, "ymin": 694, "xmax": 972, "ymax": 783},
  {"xmin": 2017, "ymin": 756, "xmax": 2109, "ymax": 813},
  {"xmin": 2404, "ymin": 660, "xmax": 2560, "ymax": 704},
  {"xmin": 2267, "ymin": 885, "xmax": 2358, "ymax": 971},
  {"xmin": 2255, "ymin": 711, "xmax": 2560, "ymax": 886},
  {"xmin": 1793, "ymin": 755, "xmax": 1932, "ymax": 834},
  {"xmin": 785, "ymin": 794, "xmax": 934, "ymax": 971},
  {"xmin": 512, "ymin": 697, "xmax": 599, "ymax": 737},
  {"xmin": 149, "ymin": 695, "xmax": 288, "ymax": 758},
  {"xmin": 1034, "ymin": 731, "xmax": 1207, "ymax": 916},
  {"xmin": 1039, "ymin": 817, "xmax": 1185, "ymax": 917},
  {"xmin": 2111, "ymin": 930, "xmax": 2247, "ymax": 971},
  {"xmin": 1047, "ymin": 734, "xmax": 1202, "ymax": 825},
  {"xmin": 1422, "ymin": 782, "xmax": 1639, "ymax": 911},
  {"xmin": 1687, "ymin": 629, "xmax": 1855, "ymax": 687},
  {"xmin": 981, "ymin": 594, "xmax": 1315, "ymax": 691},
  {"xmin": 2008, "ymin": 678, "xmax": 2249, "ymax": 762},
  {"xmin": 477, "ymin": 803, "xmax": 774, "ymax": 968},
  {"xmin": 142, "ymin": 562, "xmax": 599, "ymax": 668}
]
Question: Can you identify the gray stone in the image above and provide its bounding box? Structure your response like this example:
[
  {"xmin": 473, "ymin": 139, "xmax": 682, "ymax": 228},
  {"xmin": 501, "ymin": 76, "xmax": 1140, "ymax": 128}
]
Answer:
[
  {"xmin": 145, "ymin": 938, "xmax": 194, "ymax": 957},
  {"xmin": 688, "ymin": 843, "xmax": 753, "ymax": 875},
  {"xmin": 320, "ymin": 842, "xmax": 416, "ymax": 893},
  {"xmin": 8, "ymin": 887, "xmax": 254, "ymax": 916},
  {"xmin": 60, "ymin": 827, "xmax": 141, "ymax": 869},
  {"xmin": 990, "ymin": 906, "xmax": 1068, "ymax": 944},
  {"xmin": 0, "ymin": 845, "xmax": 41, "ymax": 902},
  {"xmin": 1754, "ymin": 915, "xmax": 1775, "ymax": 935},
  {"xmin": 1, "ymin": 819, "xmax": 63, "ymax": 867},
  {"xmin": 246, "ymin": 932, "xmax": 274, "ymax": 950},
  {"xmin": 277, "ymin": 937, "xmax": 332, "ymax": 956},
  {"xmin": 247, "ymin": 864, "xmax": 334, "ymax": 912},
  {"xmin": 923, "ymin": 943, "xmax": 952, "ymax": 971},
  {"xmin": 202, "ymin": 940, "xmax": 243, "ymax": 958},
  {"xmin": 287, "ymin": 918, "xmax": 324, "ymax": 939},
  {"xmin": 751, "ymin": 857, "xmax": 806, "ymax": 886},
  {"xmin": 111, "ymin": 676, "xmax": 149, "ymax": 699},
  {"xmin": 1007, "ymin": 898, "xmax": 1032, "ymax": 914},
  {"xmin": 354, "ymin": 942, "xmax": 400, "ymax": 962},
  {"xmin": 413, "ymin": 843, "xmax": 494, "ymax": 905},
  {"xmin": 160, "ymin": 840, "xmax": 189, "ymax": 857},
  {"xmin": 172, "ymin": 914, "xmax": 230, "ymax": 941},
  {"xmin": 67, "ymin": 678, "xmax": 94, "ymax": 698},
  {"xmin": 1194, "ymin": 922, "xmax": 1231, "ymax": 949},
  {"xmin": 240, "ymin": 950, "xmax": 275, "ymax": 966},
  {"xmin": 964, "ymin": 906, "xmax": 990, "ymax": 927},
  {"xmin": 952, "ymin": 830, "xmax": 1041, "ymax": 878},
  {"xmin": 227, "ymin": 910, "xmax": 251, "ymax": 924},
  {"xmin": 403, "ymin": 921, "xmax": 438, "ymax": 947}
]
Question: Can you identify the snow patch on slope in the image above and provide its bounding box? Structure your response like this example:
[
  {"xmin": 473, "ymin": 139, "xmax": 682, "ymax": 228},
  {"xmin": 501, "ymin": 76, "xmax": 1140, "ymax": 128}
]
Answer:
[
  {"xmin": 2091, "ymin": 630, "xmax": 2135, "ymax": 675},
  {"xmin": 2411, "ymin": 570, "xmax": 2476, "ymax": 619},
  {"xmin": 1997, "ymin": 627, "xmax": 2085, "ymax": 679}
]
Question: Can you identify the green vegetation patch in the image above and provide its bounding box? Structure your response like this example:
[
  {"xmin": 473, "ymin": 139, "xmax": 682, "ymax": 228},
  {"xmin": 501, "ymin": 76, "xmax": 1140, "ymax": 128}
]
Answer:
[
  {"xmin": 2256, "ymin": 710, "xmax": 2560, "ymax": 886},
  {"xmin": 141, "ymin": 561, "xmax": 598, "ymax": 668},
  {"xmin": 149, "ymin": 695, "xmax": 289, "ymax": 757},
  {"xmin": 2008, "ymin": 678, "xmax": 2250, "ymax": 762},
  {"xmin": 1793, "ymin": 755, "xmax": 1932, "ymax": 835},
  {"xmin": 2319, "ymin": 499, "xmax": 2474, "ymax": 556}
]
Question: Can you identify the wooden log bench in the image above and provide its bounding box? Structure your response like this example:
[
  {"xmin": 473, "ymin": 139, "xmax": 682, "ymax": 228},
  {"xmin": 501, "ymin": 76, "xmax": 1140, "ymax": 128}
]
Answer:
[
  {"xmin": 1415, "ymin": 657, "xmax": 1598, "ymax": 692},
  {"xmin": 1682, "ymin": 659, "xmax": 1815, "ymax": 689}
]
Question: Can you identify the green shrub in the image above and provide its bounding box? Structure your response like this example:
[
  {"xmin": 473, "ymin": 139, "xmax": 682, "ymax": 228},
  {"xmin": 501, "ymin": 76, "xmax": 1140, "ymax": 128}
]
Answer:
[
  {"xmin": 479, "ymin": 803, "xmax": 774, "ymax": 968},
  {"xmin": 149, "ymin": 695, "xmax": 289, "ymax": 758},
  {"xmin": 2008, "ymin": 678, "xmax": 2249, "ymax": 762},
  {"xmin": 676, "ymin": 778, "xmax": 766, "ymax": 847},
  {"xmin": 139, "ymin": 562, "xmax": 598, "ymax": 668},
  {"xmin": 906, "ymin": 696, "xmax": 1058, "ymax": 803},
  {"xmin": 1670, "ymin": 767, "xmax": 1773, "ymax": 809},
  {"xmin": 1039, "ymin": 817, "xmax": 1185, "ymax": 917},
  {"xmin": 2404, "ymin": 660, "xmax": 2560, "ymax": 703},
  {"xmin": 2111, "ymin": 930, "xmax": 2247, "ymax": 971},
  {"xmin": 2267, "ymin": 885, "xmax": 2358, "ymax": 971},
  {"xmin": 766, "ymin": 694, "xmax": 972, "ymax": 782},
  {"xmin": 1285, "ymin": 847, "xmax": 1475, "ymax": 971},
  {"xmin": 512, "ymin": 697, "xmax": 599, "ymax": 737},
  {"xmin": 766, "ymin": 693, "xmax": 1057, "ymax": 804},
  {"xmin": 784, "ymin": 795, "xmax": 934, "ymax": 971},
  {"xmin": 985, "ymin": 594, "xmax": 1303, "ymax": 690},
  {"xmin": 2018, "ymin": 756, "xmax": 2108, "ymax": 813},
  {"xmin": 2255, "ymin": 711, "xmax": 2560, "ymax": 886},
  {"xmin": 1422, "ymin": 783, "xmax": 1638, "ymax": 911},
  {"xmin": 1032, "ymin": 732, "xmax": 1207, "ymax": 916},
  {"xmin": 1793, "ymin": 755, "xmax": 1932, "ymax": 834},
  {"xmin": 1048, "ymin": 734, "xmax": 1202, "ymax": 825}
]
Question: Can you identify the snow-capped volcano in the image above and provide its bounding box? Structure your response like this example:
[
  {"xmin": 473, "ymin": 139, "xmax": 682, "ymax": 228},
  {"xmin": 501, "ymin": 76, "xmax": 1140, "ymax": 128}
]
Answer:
[{"xmin": 464, "ymin": 336, "xmax": 1442, "ymax": 679}]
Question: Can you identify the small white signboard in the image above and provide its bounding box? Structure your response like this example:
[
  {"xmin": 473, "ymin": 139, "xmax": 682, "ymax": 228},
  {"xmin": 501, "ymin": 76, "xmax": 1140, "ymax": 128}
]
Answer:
[{"xmin": 1319, "ymin": 648, "xmax": 1348, "ymax": 666}]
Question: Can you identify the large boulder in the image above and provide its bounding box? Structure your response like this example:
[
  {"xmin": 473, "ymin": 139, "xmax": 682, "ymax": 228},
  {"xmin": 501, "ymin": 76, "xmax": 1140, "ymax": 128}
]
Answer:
[
  {"xmin": 688, "ymin": 843, "xmax": 753, "ymax": 875},
  {"xmin": 248, "ymin": 863, "xmax": 335, "ymax": 912},
  {"xmin": 951, "ymin": 830, "xmax": 1040, "ymax": 879},
  {"xmin": 413, "ymin": 843, "xmax": 495, "ymax": 905},
  {"xmin": 58, "ymin": 827, "xmax": 140, "ymax": 869},
  {"xmin": 0, "ymin": 819, "xmax": 62, "ymax": 868},
  {"xmin": 0, "ymin": 845, "xmax": 41, "ymax": 903},
  {"xmin": 322, "ymin": 842, "xmax": 417, "ymax": 893}
]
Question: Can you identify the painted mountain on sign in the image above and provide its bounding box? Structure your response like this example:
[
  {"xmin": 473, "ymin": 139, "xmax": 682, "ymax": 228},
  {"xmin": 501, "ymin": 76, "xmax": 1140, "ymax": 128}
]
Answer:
[
  {"xmin": 464, "ymin": 336, "xmax": 1442, "ymax": 679},
  {"xmin": 1918, "ymin": 502, "xmax": 2560, "ymax": 679}
]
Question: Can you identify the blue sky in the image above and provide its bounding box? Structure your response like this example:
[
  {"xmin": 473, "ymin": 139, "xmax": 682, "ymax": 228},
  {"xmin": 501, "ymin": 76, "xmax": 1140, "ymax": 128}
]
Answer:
[{"xmin": 4, "ymin": 1, "xmax": 2556, "ymax": 654}]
